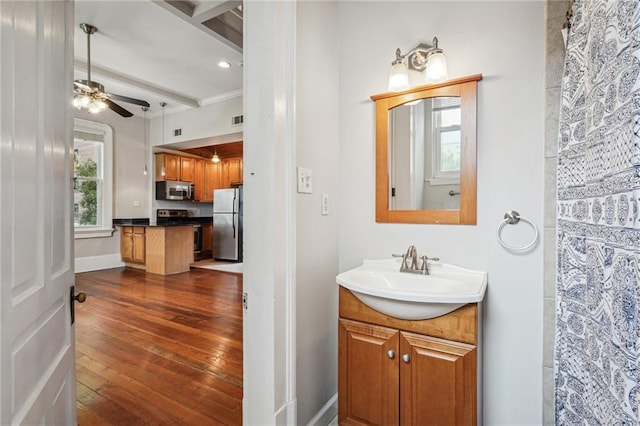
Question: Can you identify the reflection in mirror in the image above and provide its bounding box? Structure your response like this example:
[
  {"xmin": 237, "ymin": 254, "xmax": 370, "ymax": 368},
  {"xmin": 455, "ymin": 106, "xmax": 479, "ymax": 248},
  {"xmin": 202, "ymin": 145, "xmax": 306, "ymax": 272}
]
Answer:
[
  {"xmin": 389, "ymin": 97, "xmax": 461, "ymax": 211},
  {"xmin": 371, "ymin": 74, "xmax": 482, "ymax": 224}
]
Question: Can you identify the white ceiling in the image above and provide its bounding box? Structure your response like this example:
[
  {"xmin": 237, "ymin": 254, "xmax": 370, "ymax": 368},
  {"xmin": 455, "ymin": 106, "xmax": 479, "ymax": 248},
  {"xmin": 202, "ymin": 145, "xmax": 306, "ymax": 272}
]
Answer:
[{"xmin": 74, "ymin": 0, "xmax": 243, "ymax": 118}]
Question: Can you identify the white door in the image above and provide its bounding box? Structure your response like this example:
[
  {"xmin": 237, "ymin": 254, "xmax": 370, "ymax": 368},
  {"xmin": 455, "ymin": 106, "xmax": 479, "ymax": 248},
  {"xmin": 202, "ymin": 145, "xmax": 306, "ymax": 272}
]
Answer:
[{"xmin": 0, "ymin": 1, "xmax": 76, "ymax": 424}]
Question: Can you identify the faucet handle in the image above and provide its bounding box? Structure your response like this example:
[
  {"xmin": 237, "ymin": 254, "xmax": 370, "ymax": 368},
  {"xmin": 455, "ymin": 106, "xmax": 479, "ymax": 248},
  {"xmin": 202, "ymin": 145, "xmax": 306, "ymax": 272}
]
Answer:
[
  {"xmin": 392, "ymin": 253, "xmax": 410, "ymax": 269},
  {"xmin": 420, "ymin": 256, "xmax": 429, "ymax": 271},
  {"xmin": 420, "ymin": 255, "xmax": 440, "ymax": 272}
]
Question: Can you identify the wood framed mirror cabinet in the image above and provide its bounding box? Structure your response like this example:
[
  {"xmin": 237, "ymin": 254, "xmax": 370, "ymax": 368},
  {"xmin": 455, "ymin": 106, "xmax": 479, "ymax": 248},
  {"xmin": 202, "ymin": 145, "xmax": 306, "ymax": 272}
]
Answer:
[{"xmin": 371, "ymin": 74, "xmax": 482, "ymax": 224}]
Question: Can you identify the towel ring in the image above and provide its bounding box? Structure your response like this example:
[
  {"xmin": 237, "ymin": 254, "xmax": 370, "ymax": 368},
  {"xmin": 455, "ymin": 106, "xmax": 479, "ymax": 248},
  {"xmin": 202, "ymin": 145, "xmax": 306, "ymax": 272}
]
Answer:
[{"xmin": 497, "ymin": 210, "xmax": 538, "ymax": 252}]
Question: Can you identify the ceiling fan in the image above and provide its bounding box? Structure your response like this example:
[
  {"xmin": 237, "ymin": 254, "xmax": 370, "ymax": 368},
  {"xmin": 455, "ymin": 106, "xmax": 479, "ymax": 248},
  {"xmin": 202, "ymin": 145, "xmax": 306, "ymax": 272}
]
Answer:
[{"xmin": 73, "ymin": 23, "xmax": 150, "ymax": 117}]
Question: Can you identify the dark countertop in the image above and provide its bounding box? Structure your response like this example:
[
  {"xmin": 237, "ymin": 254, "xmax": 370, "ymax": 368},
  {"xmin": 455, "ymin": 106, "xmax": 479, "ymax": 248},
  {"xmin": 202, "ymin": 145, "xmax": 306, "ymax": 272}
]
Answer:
[{"xmin": 114, "ymin": 217, "xmax": 212, "ymax": 227}]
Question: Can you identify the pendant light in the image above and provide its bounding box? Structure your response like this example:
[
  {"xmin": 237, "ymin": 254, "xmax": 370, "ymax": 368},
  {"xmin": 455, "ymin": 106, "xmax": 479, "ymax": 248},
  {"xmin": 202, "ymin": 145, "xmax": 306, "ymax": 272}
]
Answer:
[
  {"xmin": 142, "ymin": 107, "xmax": 149, "ymax": 175},
  {"xmin": 160, "ymin": 102, "xmax": 166, "ymax": 176},
  {"xmin": 211, "ymin": 150, "xmax": 221, "ymax": 163}
]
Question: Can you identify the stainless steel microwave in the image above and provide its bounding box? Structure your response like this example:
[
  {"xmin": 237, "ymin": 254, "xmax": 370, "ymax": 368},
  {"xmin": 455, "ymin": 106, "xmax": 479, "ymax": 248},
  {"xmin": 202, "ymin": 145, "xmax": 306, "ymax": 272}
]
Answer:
[{"xmin": 155, "ymin": 181, "xmax": 194, "ymax": 201}]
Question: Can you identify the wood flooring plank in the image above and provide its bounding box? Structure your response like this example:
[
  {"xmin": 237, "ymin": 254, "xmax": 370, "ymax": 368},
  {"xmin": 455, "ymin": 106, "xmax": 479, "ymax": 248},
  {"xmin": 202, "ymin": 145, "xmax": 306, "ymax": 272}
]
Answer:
[{"xmin": 75, "ymin": 267, "xmax": 243, "ymax": 425}]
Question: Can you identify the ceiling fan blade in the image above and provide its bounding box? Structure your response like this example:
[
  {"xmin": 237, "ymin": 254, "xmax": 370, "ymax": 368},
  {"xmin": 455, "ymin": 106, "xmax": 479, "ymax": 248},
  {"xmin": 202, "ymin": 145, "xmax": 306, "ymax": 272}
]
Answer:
[
  {"xmin": 74, "ymin": 80, "xmax": 93, "ymax": 92},
  {"xmin": 105, "ymin": 99, "xmax": 134, "ymax": 118},
  {"xmin": 107, "ymin": 93, "xmax": 150, "ymax": 108}
]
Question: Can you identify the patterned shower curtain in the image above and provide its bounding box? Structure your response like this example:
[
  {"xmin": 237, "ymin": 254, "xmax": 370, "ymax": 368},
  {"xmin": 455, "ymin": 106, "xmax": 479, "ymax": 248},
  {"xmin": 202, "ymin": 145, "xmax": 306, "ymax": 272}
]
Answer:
[{"xmin": 555, "ymin": 0, "xmax": 640, "ymax": 423}]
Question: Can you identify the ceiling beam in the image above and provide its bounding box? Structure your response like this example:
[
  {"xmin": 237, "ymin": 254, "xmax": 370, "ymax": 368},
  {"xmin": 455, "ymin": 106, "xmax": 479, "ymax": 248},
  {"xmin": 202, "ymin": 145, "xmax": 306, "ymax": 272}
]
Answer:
[
  {"xmin": 152, "ymin": 0, "xmax": 242, "ymax": 53},
  {"xmin": 74, "ymin": 59, "xmax": 200, "ymax": 108},
  {"xmin": 192, "ymin": 1, "xmax": 240, "ymax": 22}
]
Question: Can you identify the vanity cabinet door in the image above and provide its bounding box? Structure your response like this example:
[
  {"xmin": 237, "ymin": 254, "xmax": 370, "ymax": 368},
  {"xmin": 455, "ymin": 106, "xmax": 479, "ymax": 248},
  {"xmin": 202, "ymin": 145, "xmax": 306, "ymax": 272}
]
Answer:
[
  {"xmin": 399, "ymin": 332, "xmax": 476, "ymax": 426},
  {"xmin": 339, "ymin": 319, "xmax": 399, "ymax": 426}
]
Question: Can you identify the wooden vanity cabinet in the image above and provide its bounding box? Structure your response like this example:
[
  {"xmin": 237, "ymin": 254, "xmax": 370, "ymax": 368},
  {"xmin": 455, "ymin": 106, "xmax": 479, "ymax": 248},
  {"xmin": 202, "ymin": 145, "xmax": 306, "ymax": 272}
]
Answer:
[
  {"xmin": 120, "ymin": 226, "xmax": 146, "ymax": 265},
  {"xmin": 338, "ymin": 287, "xmax": 477, "ymax": 425}
]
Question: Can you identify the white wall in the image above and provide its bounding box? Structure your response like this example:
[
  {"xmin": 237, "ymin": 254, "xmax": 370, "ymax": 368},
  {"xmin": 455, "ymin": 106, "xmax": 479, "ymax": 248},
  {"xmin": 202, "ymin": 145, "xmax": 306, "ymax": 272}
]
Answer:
[
  {"xmin": 74, "ymin": 109, "xmax": 148, "ymax": 269},
  {"xmin": 150, "ymin": 96, "xmax": 242, "ymax": 147},
  {"xmin": 295, "ymin": 2, "xmax": 340, "ymax": 425},
  {"xmin": 337, "ymin": 2, "xmax": 544, "ymax": 425}
]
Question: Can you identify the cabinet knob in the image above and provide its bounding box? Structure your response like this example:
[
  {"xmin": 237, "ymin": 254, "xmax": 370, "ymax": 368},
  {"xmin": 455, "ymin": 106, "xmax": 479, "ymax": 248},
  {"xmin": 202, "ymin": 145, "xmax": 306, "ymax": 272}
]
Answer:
[
  {"xmin": 387, "ymin": 350, "xmax": 395, "ymax": 359},
  {"xmin": 402, "ymin": 354, "xmax": 410, "ymax": 363}
]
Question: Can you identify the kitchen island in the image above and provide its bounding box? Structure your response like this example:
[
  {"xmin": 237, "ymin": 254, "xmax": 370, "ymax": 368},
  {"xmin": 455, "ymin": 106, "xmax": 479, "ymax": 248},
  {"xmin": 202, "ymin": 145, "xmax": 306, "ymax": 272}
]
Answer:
[
  {"xmin": 115, "ymin": 219, "xmax": 195, "ymax": 276},
  {"xmin": 145, "ymin": 225, "xmax": 193, "ymax": 275}
]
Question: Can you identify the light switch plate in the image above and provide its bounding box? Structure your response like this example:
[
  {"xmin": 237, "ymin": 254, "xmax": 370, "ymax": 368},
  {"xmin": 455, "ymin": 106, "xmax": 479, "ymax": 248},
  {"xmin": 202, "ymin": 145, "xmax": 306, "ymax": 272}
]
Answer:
[
  {"xmin": 321, "ymin": 193, "xmax": 329, "ymax": 215},
  {"xmin": 297, "ymin": 167, "xmax": 312, "ymax": 194}
]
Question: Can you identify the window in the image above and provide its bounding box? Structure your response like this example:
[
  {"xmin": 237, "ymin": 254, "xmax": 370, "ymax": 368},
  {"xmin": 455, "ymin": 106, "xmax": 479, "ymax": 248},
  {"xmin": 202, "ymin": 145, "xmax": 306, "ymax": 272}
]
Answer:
[
  {"xmin": 73, "ymin": 119, "xmax": 113, "ymax": 238},
  {"xmin": 432, "ymin": 97, "xmax": 461, "ymax": 182}
]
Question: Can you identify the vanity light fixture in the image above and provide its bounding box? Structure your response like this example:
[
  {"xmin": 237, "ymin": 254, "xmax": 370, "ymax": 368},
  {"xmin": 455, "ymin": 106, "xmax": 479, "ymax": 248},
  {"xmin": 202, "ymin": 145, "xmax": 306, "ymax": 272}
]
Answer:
[
  {"xmin": 211, "ymin": 151, "xmax": 221, "ymax": 163},
  {"xmin": 388, "ymin": 37, "xmax": 449, "ymax": 91},
  {"xmin": 142, "ymin": 106, "xmax": 149, "ymax": 175},
  {"xmin": 160, "ymin": 102, "xmax": 167, "ymax": 176}
]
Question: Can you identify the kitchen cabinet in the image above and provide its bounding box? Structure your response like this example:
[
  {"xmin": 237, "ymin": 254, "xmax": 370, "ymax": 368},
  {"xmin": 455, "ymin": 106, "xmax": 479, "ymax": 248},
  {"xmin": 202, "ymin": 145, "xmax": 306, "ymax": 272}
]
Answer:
[
  {"xmin": 145, "ymin": 225, "xmax": 193, "ymax": 275},
  {"xmin": 155, "ymin": 153, "xmax": 179, "ymax": 181},
  {"xmin": 180, "ymin": 157, "xmax": 194, "ymax": 182},
  {"xmin": 193, "ymin": 159, "xmax": 205, "ymax": 201},
  {"xmin": 155, "ymin": 153, "xmax": 195, "ymax": 182},
  {"xmin": 338, "ymin": 287, "xmax": 477, "ymax": 425},
  {"xmin": 202, "ymin": 161, "xmax": 221, "ymax": 202},
  {"xmin": 202, "ymin": 223, "xmax": 213, "ymax": 258},
  {"xmin": 220, "ymin": 157, "xmax": 242, "ymax": 189},
  {"xmin": 120, "ymin": 226, "xmax": 146, "ymax": 265}
]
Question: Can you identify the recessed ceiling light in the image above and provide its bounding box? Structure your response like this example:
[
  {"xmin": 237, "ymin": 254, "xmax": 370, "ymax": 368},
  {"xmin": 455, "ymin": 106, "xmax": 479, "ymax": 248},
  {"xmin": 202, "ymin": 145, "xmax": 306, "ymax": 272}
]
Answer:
[{"xmin": 218, "ymin": 61, "xmax": 231, "ymax": 69}]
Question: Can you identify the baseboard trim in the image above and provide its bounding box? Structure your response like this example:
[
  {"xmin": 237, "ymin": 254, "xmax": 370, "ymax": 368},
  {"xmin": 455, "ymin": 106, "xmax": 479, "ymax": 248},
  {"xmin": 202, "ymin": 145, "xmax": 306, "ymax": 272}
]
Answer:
[
  {"xmin": 307, "ymin": 393, "xmax": 337, "ymax": 426},
  {"xmin": 75, "ymin": 253, "xmax": 125, "ymax": 273}
]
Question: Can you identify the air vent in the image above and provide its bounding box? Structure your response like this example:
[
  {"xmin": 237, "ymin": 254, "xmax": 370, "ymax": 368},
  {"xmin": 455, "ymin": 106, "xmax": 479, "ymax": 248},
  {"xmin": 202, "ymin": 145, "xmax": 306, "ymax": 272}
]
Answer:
[{"xmin": 232, "ymin": 115, "xmax": 244, "ymax": 126}]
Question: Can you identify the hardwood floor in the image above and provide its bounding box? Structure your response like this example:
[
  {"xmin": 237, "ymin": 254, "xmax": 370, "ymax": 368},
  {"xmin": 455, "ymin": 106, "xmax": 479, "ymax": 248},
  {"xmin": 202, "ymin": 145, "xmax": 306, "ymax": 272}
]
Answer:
[{"xmin": 74, "ymin": 267, "xmax": 243, "ymax": 425}]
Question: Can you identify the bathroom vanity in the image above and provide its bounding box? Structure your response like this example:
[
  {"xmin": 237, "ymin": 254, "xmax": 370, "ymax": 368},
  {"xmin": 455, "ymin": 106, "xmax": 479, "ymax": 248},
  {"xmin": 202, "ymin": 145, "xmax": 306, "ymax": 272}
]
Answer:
[{"xmin": 338, "ymin": 286, "xmax": 479, "ymax": 425}]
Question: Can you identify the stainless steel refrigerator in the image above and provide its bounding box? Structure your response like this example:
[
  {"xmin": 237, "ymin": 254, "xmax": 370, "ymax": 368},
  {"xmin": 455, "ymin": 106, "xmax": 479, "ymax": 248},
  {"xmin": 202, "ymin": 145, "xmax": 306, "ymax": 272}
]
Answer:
[{"xmin": 213, "ymin": 188, "xmax": 243, "ymax": 261}]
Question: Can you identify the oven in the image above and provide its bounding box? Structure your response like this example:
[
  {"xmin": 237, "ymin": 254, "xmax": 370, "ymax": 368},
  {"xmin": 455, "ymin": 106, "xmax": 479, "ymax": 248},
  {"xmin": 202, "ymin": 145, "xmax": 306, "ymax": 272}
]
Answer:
[{"xmin": 193, "ymin": 223, "xmax": 203, "ymax": 261}]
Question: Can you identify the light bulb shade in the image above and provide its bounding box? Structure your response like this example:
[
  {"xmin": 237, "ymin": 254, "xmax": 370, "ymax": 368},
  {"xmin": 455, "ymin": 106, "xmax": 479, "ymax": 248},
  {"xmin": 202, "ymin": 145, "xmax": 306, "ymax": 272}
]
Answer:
[
  {"xmin": 424, "ymin": 51, "xmax": 448, "ymax": 83},
  {"xmin": 388, "ymin": 62, "xmax": 410, "ymax": 92},
  {"xmin": 212, "ymin": 154, "xmax": 220, "ymax": 163}
]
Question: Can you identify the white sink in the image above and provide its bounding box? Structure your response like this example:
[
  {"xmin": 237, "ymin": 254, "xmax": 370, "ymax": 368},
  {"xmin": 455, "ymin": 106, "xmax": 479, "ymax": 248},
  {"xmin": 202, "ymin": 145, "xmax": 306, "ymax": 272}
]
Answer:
[{"xmin": 336, "ymin": 258, "xmax": 487, "ymax": 320}]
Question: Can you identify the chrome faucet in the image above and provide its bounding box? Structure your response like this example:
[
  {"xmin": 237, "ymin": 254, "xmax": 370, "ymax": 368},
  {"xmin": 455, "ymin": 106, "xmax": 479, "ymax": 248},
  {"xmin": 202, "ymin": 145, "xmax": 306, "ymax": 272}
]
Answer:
[{"xmin": 393, "ymin": 245, "xmax": 439, "ymax": 275}]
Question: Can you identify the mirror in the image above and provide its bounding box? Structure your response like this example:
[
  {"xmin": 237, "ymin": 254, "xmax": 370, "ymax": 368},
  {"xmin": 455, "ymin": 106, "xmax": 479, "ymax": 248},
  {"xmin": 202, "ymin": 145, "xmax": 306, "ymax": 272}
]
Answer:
[{"xmin": 371, "ymin": 74, "xmax": 481, "ymax": 224}]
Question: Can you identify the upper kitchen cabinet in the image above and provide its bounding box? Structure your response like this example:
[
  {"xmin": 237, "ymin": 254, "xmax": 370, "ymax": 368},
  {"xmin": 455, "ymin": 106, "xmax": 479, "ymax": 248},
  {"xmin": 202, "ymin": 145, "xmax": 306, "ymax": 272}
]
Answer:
[
  {"xmin": 155, "ymin": 153, "xmax": 180, "ymax": 181},
  {"xmin": 155, "ymin": 153, "xmax": 194, "ymax": 182},
  {"xmin": 220, "ymin": 157, "xmax": 243, "ymax": 188},
  {"xmin": 180, "ymin": 157, "xmax": 194, "ymax": 182}
]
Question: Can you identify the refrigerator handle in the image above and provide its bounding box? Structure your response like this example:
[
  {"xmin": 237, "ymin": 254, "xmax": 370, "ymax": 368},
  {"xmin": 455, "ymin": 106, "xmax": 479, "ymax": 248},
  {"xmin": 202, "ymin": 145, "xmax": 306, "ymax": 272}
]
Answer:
[{"xmin": 233, "ymin": 190, "xmax": 237, "ymax": 238}]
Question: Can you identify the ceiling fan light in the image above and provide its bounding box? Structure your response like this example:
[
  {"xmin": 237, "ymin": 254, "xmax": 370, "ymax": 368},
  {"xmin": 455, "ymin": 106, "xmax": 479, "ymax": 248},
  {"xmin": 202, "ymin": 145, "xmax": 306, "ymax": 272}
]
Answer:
[
  {"xmin": 73, "ymin": 94, "xmax": 91, "ymax": 109},
  {"xmin": 87, "ymin": 99, "xmax": 107, "ymax": 114}
]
